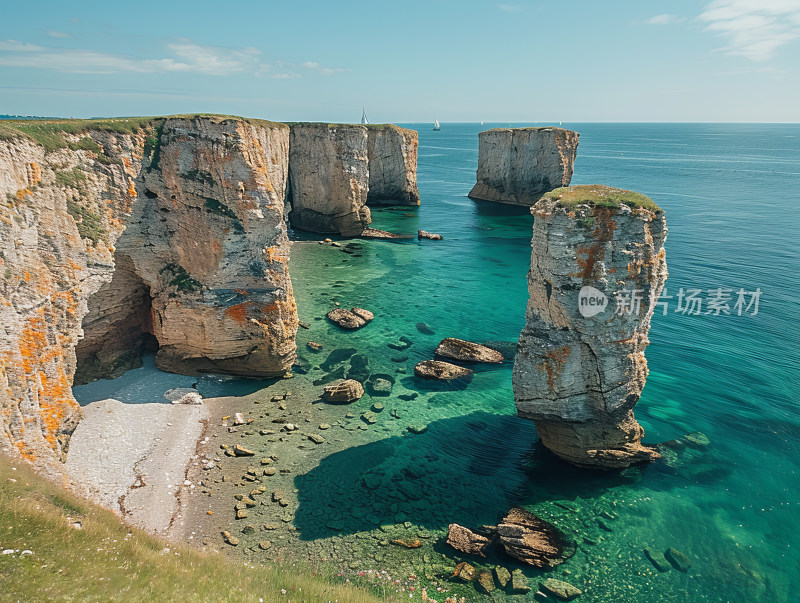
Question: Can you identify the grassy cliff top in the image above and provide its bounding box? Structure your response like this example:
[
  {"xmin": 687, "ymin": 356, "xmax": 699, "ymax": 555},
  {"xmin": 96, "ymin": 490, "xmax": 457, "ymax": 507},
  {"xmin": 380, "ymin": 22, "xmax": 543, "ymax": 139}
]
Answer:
[
  {"xmin": 0, "ymin": 453, "xmax": 379, "ymax": 602},
  {"xmin": 284, "ymin": 122, "xmax": 404, "ymax": 131},
  {"xmin": 483, "ymin": 126, "xmax": 575, "ymax": 134},
  {"xmin": 0, "ymin": 114, "xmax": 286, "ymax": 152},
  {"xmin": 543, "ymin": 185, "xmax": 661, "ymax": 212}
]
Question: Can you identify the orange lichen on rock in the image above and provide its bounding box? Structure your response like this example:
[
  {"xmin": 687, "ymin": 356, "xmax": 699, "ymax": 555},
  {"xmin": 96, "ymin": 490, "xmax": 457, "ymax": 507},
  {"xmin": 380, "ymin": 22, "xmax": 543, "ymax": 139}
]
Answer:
[
  {"xmin": 16, "ymin": 188, "xmax": 33, "ymax": 201},
  {"xmin": 224, "ymin": 302, "xmax": 250, "ymax": 324},
  {"xmin": 538, "ymin": 346, "xmax": 571, "ymax": 390},
  {"xmin": 27, "ymin": 163, "xmax": 41, "ymax": 187},
  {"xmin": 265, "ymin": 246, "xmax": 287, "ymax": 263},
  {"xmin": 127, "ymin": 179, "xmax": 137, "ymax": 198}
]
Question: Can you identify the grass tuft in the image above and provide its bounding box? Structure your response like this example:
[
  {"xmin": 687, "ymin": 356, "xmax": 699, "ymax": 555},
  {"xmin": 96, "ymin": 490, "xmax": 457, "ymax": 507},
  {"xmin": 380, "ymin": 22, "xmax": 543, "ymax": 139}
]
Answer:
[{"xmin": 544, "ymin": 184, "xmax": 661, "ymax": 212}]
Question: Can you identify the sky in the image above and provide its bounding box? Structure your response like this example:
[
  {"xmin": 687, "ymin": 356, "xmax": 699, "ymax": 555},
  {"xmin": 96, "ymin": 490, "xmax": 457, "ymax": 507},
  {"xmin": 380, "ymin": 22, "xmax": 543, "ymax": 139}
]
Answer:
[{"xmin": 0, "ymin": 0, "xmax": 799, "ymax": 122}]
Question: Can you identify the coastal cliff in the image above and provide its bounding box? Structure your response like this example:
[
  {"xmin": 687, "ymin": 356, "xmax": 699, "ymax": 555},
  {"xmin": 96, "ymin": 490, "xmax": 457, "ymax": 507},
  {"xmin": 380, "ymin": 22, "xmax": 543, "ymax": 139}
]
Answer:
[
  {"xmin": 468, "ymin": 127, "xmax": 579, "ymax": 206},
  {"xmin": 512, "ymin": 185, "xmax": 667, "ymax": 469},
  {"xmin": 287, "ymin": 123, "xmax": 420, "ymax": 235},
  {"xmin": 0, "ymin": 115, "xmax": 298, "ymax": 471}
]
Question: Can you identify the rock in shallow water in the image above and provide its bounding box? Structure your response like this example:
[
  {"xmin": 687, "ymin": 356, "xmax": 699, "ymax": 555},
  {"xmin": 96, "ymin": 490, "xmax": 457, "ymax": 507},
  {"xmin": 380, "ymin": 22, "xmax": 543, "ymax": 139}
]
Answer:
[
  {"xmin": 413, "ymin": 360, "xmax": 473, "ymax": 380},
  {"xmin": 665, "ymin": 547, "xmax": 692, "ymax": 572},
  {"xmin": 541, "ymin": 578, "xmax": 583, "ymax": 601},
  {"xmin": 321, "ymin": 379, "xmax": 364, "ymax": 403},
  {"xmin": 446, "ymin": 523, "xmax": 492, "ymax": 557},
  {"xmin": 496, "ymin": 507, "xmax": 571, "ymax": 568},
  {"xmin": 435, "ymin": 337, "xmax": 503, "ymax": 363},
  {"xmin": 418, "ymin": 229, "xmax": 443, "ymax": 240},
  {"xmin": 327, "ymin": 307, "xmax": 374, "ymax": 329}
]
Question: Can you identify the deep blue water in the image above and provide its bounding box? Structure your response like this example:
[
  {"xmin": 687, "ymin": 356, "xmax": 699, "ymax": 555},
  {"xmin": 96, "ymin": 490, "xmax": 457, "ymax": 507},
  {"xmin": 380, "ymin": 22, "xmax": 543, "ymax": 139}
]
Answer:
[{"xmin": 74, "ymin": 123, "xmax": 800, "ymax": 601}]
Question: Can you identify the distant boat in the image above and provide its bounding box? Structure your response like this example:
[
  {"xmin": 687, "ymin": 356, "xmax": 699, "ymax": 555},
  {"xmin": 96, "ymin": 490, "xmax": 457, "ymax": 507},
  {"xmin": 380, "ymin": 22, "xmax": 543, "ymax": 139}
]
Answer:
[
  {"xmin": 433, "ymin": 119, "xmax": 440, "ymax": 131},
  {"xmin": 361, "ymin": 108, "xmax": 369, "ymax": 125}
]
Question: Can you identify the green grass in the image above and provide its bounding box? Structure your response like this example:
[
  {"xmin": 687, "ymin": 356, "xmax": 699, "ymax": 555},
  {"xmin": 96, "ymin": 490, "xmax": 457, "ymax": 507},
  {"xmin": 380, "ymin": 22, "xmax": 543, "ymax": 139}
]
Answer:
[
  {"xmin": 159, "ymin": 263, "xmax": 203, "ymax": 293},
  {"xmin": 544, "ymin": 185, "xmax": 661, "ymax": 212},
  {"xmin": 0, "ymin": 454, "xmax": 383, "ymax": 602},
  {"xmin": 54, "ymin": 168, "xmax": 87, "ymax": 190}
]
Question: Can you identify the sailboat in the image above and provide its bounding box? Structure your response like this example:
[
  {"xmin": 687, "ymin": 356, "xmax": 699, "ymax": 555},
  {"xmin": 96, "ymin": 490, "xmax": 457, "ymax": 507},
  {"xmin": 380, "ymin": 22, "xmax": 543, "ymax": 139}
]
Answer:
[
  {"xmin": 361, "ymin": 108, "xmax": 369, "ymax": 125},
  {"xmin": 433, "ymin": 119, "xmax": 440, "ymax": 131}
]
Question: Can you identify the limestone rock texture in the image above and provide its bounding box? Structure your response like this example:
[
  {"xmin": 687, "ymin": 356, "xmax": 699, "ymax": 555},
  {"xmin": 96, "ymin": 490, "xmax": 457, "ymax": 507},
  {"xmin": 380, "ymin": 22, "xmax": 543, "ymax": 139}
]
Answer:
[
  {"xmin": 0, "ymin": 115, "xmax": 298, "ymax": 472},
  {"xmin": 512, "ymin": 185, "xmax": 668, "ymax": 469},
  {"xmin": 287, "ymin": 123, "xmax": 420, "ymax": 235},
  {"xmin": 468, "ymin": 127, "xmax": 579, "ymax": 206},
  {"xmin": 366, "ymin": 125, "xmax": 420, "ymax": 206}
]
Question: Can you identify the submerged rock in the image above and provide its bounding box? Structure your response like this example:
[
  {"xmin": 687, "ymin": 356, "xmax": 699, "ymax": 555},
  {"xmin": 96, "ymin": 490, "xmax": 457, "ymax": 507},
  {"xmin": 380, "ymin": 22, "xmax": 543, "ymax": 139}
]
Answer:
[
  {"xmin": 541, "ymin": 578, "xmax": 582, "ymax": 601},
  {"xmin": 494, "ymin": 566, "xmax": 511, "ymax": 588},
  {"xmin": 476, "ymin": 570, "xmax": 496, "ymax": 594},
  {"xmin": 510, "ymin": 569, "xmax": 531, "ymax": 593},
  {"xmin": 321, "ymin": 379, "xmax": 364, "ymax": 403},
  {"xmin": 665, "ymin": 547, "xmax": 692, "ymax": 572},
  {"xmin": 468, "ymin": 127, "xmax": 579, "ymax": 206},
  {"xmin": 435, "ymin": 338, "xmax": 503, "ymax": 363},
  {"xmin": 513, "ymin": 186, "xmax": 667, "ymax": 469},
  {"xmin": 415, "ymin": 322, "xmax": 435, "ymax": 335},
  {"xmin": 446, "ymin": 523, "xmax": 493, "ymax": 557},
  {"xmin": 453, "ymin": 561, "xmax": 476, "ymax": 582},
  {"xmin": 413, "ymin": 360, "xmax": 473, "ymax": 381}
]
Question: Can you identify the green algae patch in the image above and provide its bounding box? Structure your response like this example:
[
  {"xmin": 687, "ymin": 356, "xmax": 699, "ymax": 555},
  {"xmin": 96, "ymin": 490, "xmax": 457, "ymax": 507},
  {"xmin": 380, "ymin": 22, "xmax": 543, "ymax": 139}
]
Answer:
[{"xmin": 545, "ymin": 185, "xmax": 661, "ymax": 212}]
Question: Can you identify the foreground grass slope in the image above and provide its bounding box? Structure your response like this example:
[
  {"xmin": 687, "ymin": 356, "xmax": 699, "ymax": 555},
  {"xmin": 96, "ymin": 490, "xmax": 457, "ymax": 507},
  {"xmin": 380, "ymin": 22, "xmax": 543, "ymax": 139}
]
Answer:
[{"xmin": 0, "ymin": 454, "xmax": 382, "ymax": 602}]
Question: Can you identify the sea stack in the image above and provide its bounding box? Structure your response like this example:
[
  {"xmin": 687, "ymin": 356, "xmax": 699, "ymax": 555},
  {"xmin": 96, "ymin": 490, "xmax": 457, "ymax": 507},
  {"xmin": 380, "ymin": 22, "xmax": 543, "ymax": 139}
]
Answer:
[
  {"xmin": 287, "ymin": 123, "xmax": 420, "ymax": 236},
  {"xmin": 512, "ymin": 185, "xmax": 667, "ymax": 469},
  {"xmin": 468, "ymin": 127, "xmax": 579, "ymax": 206}
]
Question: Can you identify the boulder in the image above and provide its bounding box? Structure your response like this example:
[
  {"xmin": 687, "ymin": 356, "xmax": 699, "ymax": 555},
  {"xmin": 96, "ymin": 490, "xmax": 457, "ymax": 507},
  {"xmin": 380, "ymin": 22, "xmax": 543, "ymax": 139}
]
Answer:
[
  {"xmin": 510, "ymin": 569, "xmax": 531, "ymax": 594},
  {"xmin": 414, "ymin": 360, "xmax": 473, "ymax": 381},
  {"xmin": 494, "ymin": 566, "xmax": 511, "ymax": 588},
  {"xmin": 415, "ymin": 322, "xmax": 435, "ymax": 335},
  {"xmin": 327, "ymin": 308, "xmax": 373, "ymax": 329},
  {"xmin": 665, "ymin": 547, "xmax": 691, "ymax": 572},
  {"xmin": 496, "ymin": 507, "xmax": 569, "ymax": 567},
  {"xmin": 418, "ymin": 229, "xmax": 443, "ymax": 240},
  {"xmin": 446, "ymin": 523, "xmax": 493, "ymax": 557},
  {"xmin": 435, "ymin": 338, "xmax": 503, "ymax": 363},
  {"xmin": 453, "ymin": 562, "xmax": 476, "ymax": 582},
  {"xmin": 322, "ymin": 379, "xmax": 364, "ymax": 403},
  {"xmin": 172, "ymin": 392, "xmax": 203, "ymax": 405},
  {"xmin": 476, "ymin": 570, "xmax": 496, "ymax": 594}
]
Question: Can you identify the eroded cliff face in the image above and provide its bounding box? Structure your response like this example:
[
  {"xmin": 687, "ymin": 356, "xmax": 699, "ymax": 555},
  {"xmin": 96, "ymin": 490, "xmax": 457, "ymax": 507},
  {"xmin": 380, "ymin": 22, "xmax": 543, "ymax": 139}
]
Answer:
[
  {"xmin": 287, "ymin": 123, "xmax": 420, "ymax": 235},
  {"xmin": 512, "ymin": 185, "xmax": 667, "ymax": 469},
  {"xmin": 0, "ymin": 115, "xmax": 298, "ymax": 471},
  {"xmin": 288, "ymin": 124, "xmax": 371, "ymax": 236},
  {"xmin": 367, "ymin": 125, "xmax": 420, "ymax": 206},
  {"xmin": 468, "ymin": 128, "xmax": 579, "ymax": 206}
]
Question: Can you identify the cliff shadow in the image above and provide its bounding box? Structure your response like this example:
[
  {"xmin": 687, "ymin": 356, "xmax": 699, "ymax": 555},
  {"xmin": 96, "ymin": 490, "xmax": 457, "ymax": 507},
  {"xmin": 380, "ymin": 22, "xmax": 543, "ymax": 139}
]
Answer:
[{"xmin": 292, "ymin": 411, "xmax": 656, "ymax": 541}]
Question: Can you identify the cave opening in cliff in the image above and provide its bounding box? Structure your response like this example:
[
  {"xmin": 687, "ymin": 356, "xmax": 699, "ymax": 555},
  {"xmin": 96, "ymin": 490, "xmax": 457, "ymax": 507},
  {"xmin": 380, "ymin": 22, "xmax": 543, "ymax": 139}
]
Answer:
[{"xmin": 73, "ymin": 254, "xmax": 158, "ymax": 385}]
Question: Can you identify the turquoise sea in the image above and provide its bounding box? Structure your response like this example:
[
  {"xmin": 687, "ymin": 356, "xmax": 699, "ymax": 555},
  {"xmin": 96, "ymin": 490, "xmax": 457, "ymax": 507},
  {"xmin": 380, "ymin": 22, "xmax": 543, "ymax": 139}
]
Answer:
[{"xmin": 74, "ymin": 123, "xmax": 800, "ymax": 601}]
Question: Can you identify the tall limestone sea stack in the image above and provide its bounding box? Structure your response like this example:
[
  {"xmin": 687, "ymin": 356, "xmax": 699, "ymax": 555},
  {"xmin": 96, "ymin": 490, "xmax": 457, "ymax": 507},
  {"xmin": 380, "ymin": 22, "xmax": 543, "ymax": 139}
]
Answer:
[
  {"xmin": 468, "ymin": 127, "xmax": 579, "ymax": 206},
  {"xmin": 287, "ymin": 123, "xmax": 419, "ymax": 236},
  {"xmin": 0, "ymin": 115, "xmax": 298, "ymax": 472},
  {"xmin": 512, "ymin": 185, "xmax": 668, "ymax": 469}
]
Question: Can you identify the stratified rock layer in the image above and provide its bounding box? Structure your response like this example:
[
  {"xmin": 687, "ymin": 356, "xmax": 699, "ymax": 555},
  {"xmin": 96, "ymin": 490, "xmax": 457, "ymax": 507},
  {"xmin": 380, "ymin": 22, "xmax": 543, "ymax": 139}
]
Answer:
[
  {"xmin": 512, "ymin": 185, "xmax": 667, "ymax": 469},
  {"xmin": 0, "ymin": 115, "xmax": 298, "ymax": 471},
  {"xmin": 287, "ymin": 123, "xmax": 420, "ymax": 235},
  {"xmin": 468, "ymin": 128, "xmax": 579, "ymax": 206},
  {"xmin": 366, "ymin": 125, "xmax": 420, "ymax": 206}
]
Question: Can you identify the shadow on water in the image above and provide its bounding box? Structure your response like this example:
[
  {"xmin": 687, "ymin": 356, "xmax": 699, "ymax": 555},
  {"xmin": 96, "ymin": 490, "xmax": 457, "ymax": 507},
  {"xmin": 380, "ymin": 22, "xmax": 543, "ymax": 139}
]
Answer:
[
  {"xmin": 293, "ymin": 410, "xmax": 718, "ymax": 542},
  {"xmin": 470, "ymin": 198, "xmax": 533, "ymax": 218}
]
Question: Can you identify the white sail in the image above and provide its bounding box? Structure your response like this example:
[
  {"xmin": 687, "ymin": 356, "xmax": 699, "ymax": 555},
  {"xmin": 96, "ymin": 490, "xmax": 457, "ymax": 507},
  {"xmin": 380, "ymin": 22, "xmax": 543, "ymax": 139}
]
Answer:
[
  {"xmin": 361, "ymin": 108, "xmax": 369, "ymax": 125},
  {"xmin": 433, "ymin": 119, "xmax": 440, "ymax": 131}
]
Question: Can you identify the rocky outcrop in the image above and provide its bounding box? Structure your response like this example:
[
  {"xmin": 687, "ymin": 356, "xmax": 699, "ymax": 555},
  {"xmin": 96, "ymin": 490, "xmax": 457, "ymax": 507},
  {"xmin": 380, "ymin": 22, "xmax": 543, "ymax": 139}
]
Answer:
[
  {"xmin": 321, "ymin": 379, "xmax": 364, "ymax": 403},
  {"xmin": 287, "ymin": 123, "xmax": 419, "ymax": 236},
  {"xmin": 468, "ymin": 127, "xmax": 579, "ymax": 206},
  {"xmin": 0, "ymin": 115, "xmax": 298, "ymax": 471},
  {"xmin": 366, "ymin": 125, "xmax": 420, "ymax": 206},
  {"xmin": 513, "ymin": 185, "xmax": 667, "ymax": 469},
  {"xmin": 327, "ymin": 307, "xmax": 374, "ymax": 329},
  {"xmin": 435, "ymin": 338, "xmax": 504, "ymax": 363},
  {"xmin": 446, "ymin": 523, "xmax": 492, "ymax": 557}
]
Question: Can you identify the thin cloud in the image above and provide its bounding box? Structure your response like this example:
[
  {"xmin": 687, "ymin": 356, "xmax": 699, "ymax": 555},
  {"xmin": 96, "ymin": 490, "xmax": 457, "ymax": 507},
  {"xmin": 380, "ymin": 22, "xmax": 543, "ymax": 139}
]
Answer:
[
  {"xmin": 647, "ymin": 14, "xmax": 685, "ymax": 25},
  {"xmin": 698, "ymin": 0, "xmax": 800, "ymax": 61},
  {"xmin": 47, "ymin": 31, "xmax": 71, "ymax": 39},
  {"xmin": 0, "ymin": 38, "xmax": 268, "ymax": 75},
  {"xmin": 498, "ymin": 4, "xmax": 523, "ymax": 12},
  {"xmin": 271, "ymin": 73, "xmax": 300, "ymax": 79},
  {"xmin": 302, "ymin": 61, "xmax": 348, "ymax": 76}
]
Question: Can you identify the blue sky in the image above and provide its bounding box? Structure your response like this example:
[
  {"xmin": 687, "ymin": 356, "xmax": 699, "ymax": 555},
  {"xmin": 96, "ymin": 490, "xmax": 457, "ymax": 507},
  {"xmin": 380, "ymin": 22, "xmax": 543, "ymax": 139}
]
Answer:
[{"xmin": 1, "ymin": 0, "xmax": 798, "ymax": 122}]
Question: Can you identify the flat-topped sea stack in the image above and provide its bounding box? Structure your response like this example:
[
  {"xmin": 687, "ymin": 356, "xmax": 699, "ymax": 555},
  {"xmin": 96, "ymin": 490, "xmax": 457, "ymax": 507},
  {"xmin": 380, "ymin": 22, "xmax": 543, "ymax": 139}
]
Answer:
[
  {"xmin": 288, "ymin": 123, "xmax": 419, "ymax": 236},
  {"xmin": 512, "ymin": 185, "xmax": 667, "ymax": 469},
  {"xmin": 468, "ymin": 127, "xmax": 579, "ymax": 206},
  {"xmin": 0, "ymin": 115, "xmax": 298, "ymax": 471}
]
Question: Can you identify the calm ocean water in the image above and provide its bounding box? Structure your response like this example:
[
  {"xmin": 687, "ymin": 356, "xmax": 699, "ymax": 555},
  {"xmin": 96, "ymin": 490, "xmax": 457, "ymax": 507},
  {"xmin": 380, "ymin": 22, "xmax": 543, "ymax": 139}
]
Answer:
[{"xmin": 74, "ymin": 122, "xmax": 800, "ymax": 601}]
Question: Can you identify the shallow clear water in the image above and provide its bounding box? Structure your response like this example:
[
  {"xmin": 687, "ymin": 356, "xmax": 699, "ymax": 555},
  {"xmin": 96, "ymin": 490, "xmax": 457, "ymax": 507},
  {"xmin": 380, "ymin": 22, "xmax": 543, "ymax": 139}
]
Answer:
[{"xmin": 73, "ymin": 123, "xmax": 800, "ymax": 601}]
